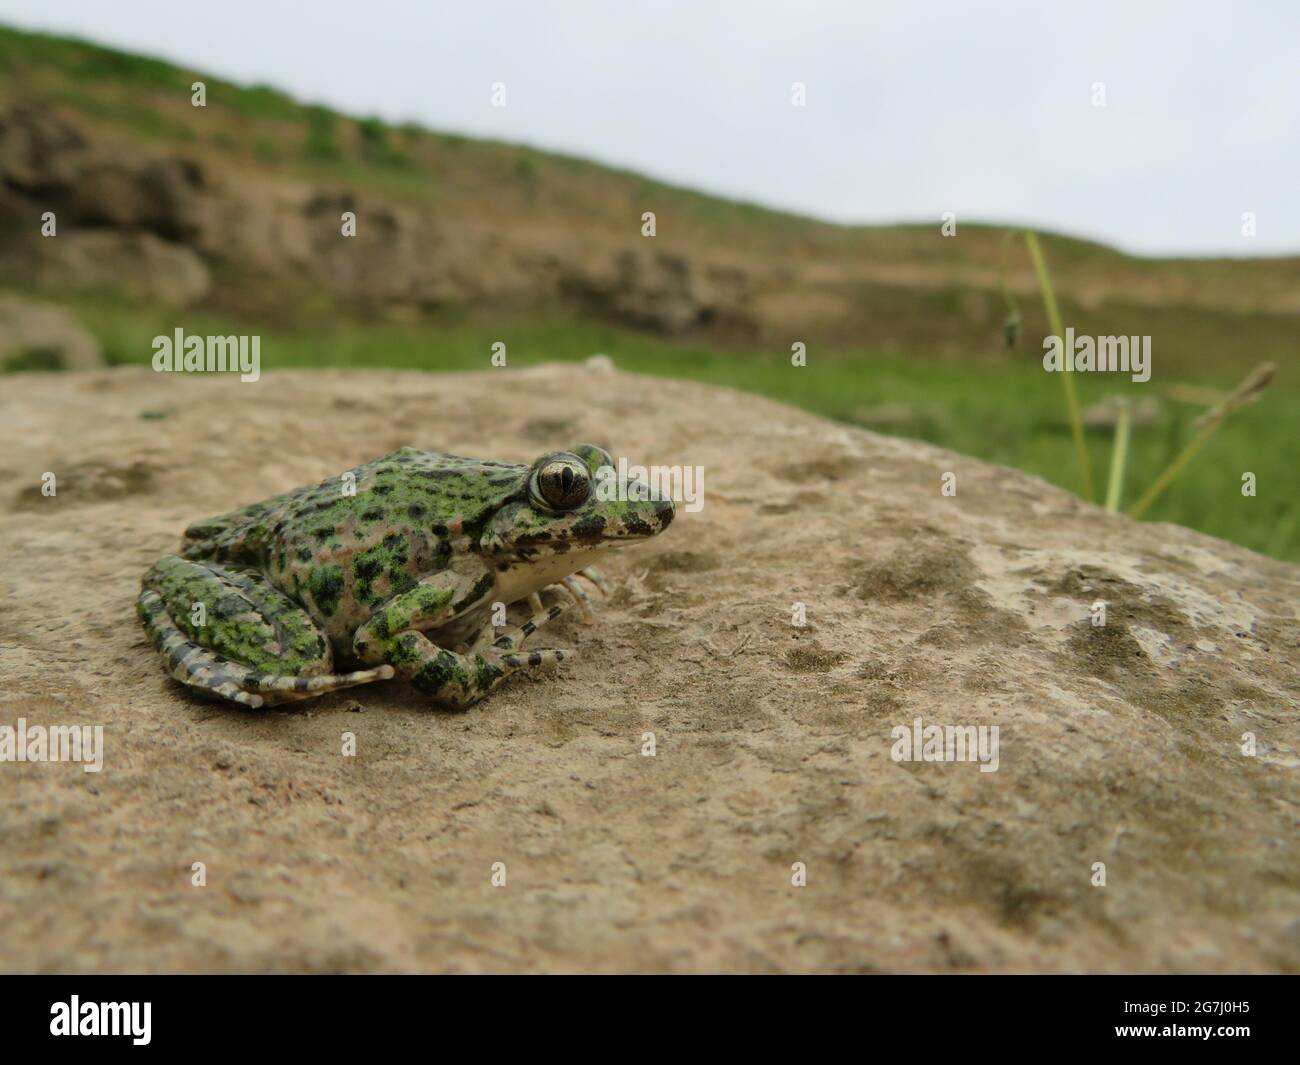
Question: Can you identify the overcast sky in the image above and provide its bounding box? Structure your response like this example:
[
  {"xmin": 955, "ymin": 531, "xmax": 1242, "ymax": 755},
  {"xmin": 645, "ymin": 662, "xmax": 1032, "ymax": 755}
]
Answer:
[{"xmin": 3, "ymin": 0, "xmax": 1296, "ymax": 256}]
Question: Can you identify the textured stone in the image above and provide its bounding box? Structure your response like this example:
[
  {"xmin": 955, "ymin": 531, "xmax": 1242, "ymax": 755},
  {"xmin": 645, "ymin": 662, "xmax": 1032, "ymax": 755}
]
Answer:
[{"xmin": 0, "ymin": 366, "xmax": 1295, "ymax": 973}]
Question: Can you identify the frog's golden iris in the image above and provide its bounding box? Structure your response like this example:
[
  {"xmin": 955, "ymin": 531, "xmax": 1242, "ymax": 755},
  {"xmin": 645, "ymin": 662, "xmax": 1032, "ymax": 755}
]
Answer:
[{"xmin": 530, "ymin": 451, "xmax": 594, "ymax": 512}]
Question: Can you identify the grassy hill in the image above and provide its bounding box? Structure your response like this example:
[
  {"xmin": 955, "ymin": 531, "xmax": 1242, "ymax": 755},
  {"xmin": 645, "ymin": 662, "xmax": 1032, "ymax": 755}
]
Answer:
[
  {"xmin": 1, "ymin": 23, "xmax": 1296, "ymax": 560},
  {"xmin": 4, "ymin": 24, "xmax": 1298, "ymax": 317}
]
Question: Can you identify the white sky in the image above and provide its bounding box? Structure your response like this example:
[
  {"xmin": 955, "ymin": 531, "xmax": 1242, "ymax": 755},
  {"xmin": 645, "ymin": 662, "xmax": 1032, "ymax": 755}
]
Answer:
[{"xmin": 2, "ymin": 0, "xmax": 1296, "ymax": 256}]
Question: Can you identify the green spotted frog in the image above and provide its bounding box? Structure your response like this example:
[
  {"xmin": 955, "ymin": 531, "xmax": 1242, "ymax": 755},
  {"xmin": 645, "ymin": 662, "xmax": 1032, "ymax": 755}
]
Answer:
[{"xmin": 138, "ymin": 444, "xmax": 674, "ymax": 709}]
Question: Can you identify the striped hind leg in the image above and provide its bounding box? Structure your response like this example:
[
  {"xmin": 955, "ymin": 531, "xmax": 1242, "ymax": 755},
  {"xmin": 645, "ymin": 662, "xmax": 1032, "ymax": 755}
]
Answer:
[{"xmin": 137, "ymin": 555, "xmax": 393, "ymax": 708}]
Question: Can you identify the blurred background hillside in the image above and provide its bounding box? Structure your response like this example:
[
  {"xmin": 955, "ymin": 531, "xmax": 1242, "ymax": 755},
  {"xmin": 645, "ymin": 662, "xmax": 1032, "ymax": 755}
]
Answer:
[{"xmin": 0, "ymin": 15, "xmax": 1296, "ymax": 559}]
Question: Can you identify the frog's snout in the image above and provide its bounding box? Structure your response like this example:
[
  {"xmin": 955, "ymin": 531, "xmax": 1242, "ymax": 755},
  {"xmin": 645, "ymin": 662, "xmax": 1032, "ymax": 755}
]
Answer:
[{"xmin": 627, "ymin": 478, "xmax": 674, "ymax": 533}]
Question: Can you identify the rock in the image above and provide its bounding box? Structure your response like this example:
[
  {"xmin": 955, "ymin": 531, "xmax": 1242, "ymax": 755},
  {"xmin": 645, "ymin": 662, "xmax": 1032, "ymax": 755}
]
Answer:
[
  {"xmin": 67, "ymin": 156, "xmax": 209, "ymax": 240},
  {"xmin": 0, "ymin": 108, "xmax": 212, "ymax": 304},
  {"xmin": 0, "ymin": 105, "xmax": 767, "ymax": 332},
  {"xmin": 0, "ymin": 104, "xmax": 86, "ymax": 189},
  {"xmin": 0, "ymin": 366, "xmax": 1295, "ymax": 974},
  {"xmin": 562, "ymin": 249, "xmax": 751, "ymax": 335},
  {"xmin": 0, "ymin": 293, "xmax": 104, "ymax": 371},
  {"xmin": 38, "ymin": 230, "xmax": 212, "ymax": 305}
]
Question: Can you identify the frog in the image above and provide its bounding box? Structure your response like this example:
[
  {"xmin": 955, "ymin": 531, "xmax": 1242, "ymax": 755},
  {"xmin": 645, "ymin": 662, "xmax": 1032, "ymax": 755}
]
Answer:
[{"xmin": 137, "ymin": 444, "xmax": 674, "ymax": 709}]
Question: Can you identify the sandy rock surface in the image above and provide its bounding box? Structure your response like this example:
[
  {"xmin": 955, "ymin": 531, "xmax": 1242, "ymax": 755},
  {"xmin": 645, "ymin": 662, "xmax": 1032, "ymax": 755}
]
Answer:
[{"xmin": 1, "ymin": 365, "xmax": 1296, "ymax": 973}]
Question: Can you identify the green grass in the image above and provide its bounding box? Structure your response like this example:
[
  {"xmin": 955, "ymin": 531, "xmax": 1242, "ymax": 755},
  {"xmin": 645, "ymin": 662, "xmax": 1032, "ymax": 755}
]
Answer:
[{"xmin": 48, "ymin": 293, "xmax": 1298, "ymax": 563}]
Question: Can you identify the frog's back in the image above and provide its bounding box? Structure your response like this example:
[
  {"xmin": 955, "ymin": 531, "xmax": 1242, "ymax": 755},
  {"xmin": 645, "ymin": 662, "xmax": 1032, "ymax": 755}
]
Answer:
[
  {"xmin": 263, "ymin": 449, "xmax": 528, "ymax": 637},
  {"xmin": 182, "ymin": 449, "xmax": 520, "ymax": 551}
]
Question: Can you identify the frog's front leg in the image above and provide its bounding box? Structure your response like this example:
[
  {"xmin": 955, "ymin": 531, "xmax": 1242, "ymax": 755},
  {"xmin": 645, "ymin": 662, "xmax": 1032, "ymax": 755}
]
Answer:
[
  {"xmin": 352, "ymin": 570, "xmax": 573, "ymax": 709},
  {"xmin": 537, "ymin": 567, "xmax": 606, "ymax": 624},
  {"xmin": 472, "ymin": 601, "xmax": 567, "ymax": 653}
]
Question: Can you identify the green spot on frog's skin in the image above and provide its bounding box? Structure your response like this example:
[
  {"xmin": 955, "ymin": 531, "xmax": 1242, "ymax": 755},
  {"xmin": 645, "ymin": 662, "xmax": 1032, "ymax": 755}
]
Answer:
[
  {"xmin": 414, "ymin": 649, "xmax": 464, "ymax": 694},
  {"xmin": 415, "ymin": 584, "xmax": 455, "ymax": 614},
  {"xmin": 474, "ymin": 655, "xmax": 502, "ymax": 692},
  {"xmin": 387, "ymin": 633, "xmax": 424, "ymax": 668},
  {"xmin": 388, "ymin": 572, "xmax": 418, "ymax": 598},
  {"xmin": 372, "ymin": 582, "xmax": 454, "ymax": 640},
  {"xmin": 307, "ymin": 564, "xmax": 344, "ymax": 617},
  {"xmin": 353, "ymin": 533, "xmax": 410, "ymax": 605},
  {"xmin": 354, "ymin": 551, "xmax": 385, "ymax": 603}
]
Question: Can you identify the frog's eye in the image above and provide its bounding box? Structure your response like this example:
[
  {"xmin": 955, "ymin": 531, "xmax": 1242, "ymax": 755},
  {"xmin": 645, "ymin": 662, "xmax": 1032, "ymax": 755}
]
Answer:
[{"xmin": 530, "ymin": 453, "xmax": 591, "ymax": 511}]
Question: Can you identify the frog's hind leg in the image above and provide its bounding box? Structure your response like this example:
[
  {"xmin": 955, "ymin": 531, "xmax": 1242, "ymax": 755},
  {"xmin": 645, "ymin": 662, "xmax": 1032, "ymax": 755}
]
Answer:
[
  {"xmin": 138, "ymin": 585, "xmax": 393, "ymax": 709},
  {"xmin": 138, "ymin": 591, "xmax": 267, "ymax": 708},
  {"xmin": 138, "ymin": 555, "xmax": 392, "ymax": 708}
]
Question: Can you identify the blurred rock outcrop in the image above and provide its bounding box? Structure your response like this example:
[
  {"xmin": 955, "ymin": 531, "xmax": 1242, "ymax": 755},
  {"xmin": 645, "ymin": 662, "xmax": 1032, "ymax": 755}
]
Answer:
[
  {"xmin": 0, "ymin": 107, "xmax": 210, "ymax": 305},
  {"xmin": 0, "ymin": 105, "xmax": 757, "ymax": 333},
  {"xmin": 0, "ymin": 292, "xmax": 103, "ymax": 371}
]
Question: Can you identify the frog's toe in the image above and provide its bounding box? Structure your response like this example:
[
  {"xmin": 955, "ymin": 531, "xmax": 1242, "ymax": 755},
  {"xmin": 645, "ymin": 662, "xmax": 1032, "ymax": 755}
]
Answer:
[
  {"xmin": 490, "ymin": 603, "xmax": 566, "ymax": 651},
  {"xmin": 559, "ymin": 575, "xmax": 597, "ymax": 624},
  {"xmin": 496, "ymin": 647, "xmax": 575, "ymax": 675},
  {"xmin": 240, "ymin": 663, "xmax": 396, "ymax": 705}
]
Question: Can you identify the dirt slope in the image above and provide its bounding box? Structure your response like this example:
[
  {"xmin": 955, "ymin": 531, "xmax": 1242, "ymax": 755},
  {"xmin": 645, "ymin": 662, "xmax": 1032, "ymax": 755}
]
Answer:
[
  {"xmin": 0, "ymin": 364, "xmax": 1296, "ymax": 973},
  {"xmin": 5, "ymin": 93, "xmax": 1300, "ymax": 365}
]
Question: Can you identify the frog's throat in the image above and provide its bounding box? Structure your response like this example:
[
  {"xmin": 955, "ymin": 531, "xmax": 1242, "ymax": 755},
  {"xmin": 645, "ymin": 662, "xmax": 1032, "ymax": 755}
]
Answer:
[{"xmin": 492, "ymin": 546, "xmax": 612, "ymax": 604}]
